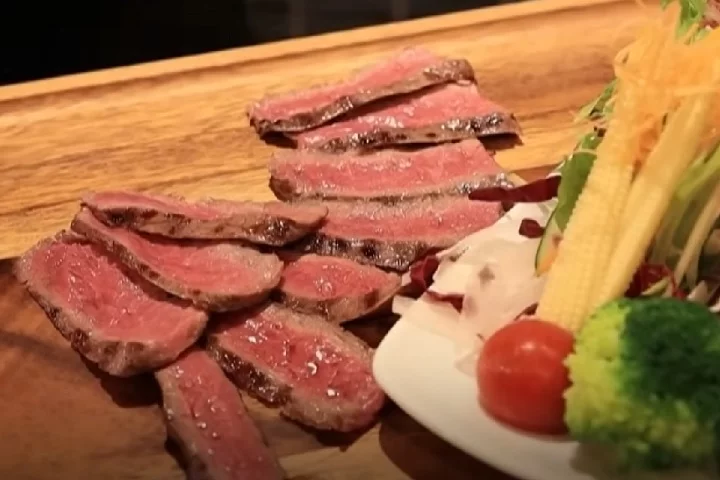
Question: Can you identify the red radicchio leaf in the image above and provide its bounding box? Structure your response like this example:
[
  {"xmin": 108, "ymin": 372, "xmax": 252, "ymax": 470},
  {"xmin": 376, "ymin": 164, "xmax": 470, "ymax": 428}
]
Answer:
[
  {"xmin": 625, "ymin": 263, "xmax": 685, "ymax": 299},
  {"xmin": 519, "ymin": 219, "xmax": 544, "ymax": 239},
  {"xmin": 515, "ymin": 303, "xmax": 538, "ymax": 319},
  {"xmin": 425, "ymin": 290, "xmax": 464, "ymax": 313},
  {"xmin": 469, "ymin": 176, "xmax": 561, "ymax": 203},
  {"xmin": 409, "ymin": 254, "xmax": 440, "ymax": 291},
  {"xmin": 669, "ymin": 280, "xmax": 687, "ymax": 300}
]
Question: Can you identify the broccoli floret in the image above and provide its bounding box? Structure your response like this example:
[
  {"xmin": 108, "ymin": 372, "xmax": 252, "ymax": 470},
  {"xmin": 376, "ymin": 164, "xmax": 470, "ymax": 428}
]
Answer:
[{"xmin": 565, "ymin": 297, "xmax": 720, "ymax": 470}]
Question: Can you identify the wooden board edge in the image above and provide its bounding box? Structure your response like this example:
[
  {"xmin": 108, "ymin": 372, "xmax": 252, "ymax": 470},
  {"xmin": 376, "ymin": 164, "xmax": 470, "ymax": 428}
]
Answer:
[{"xmin": 0, "ymin": 0, "xmax": 627, "ymax": 104}]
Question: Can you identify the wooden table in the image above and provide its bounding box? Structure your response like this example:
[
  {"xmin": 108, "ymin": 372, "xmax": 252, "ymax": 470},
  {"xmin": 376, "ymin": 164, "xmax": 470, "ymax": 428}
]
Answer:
[{"xmin": 0, "ymin": 0, "xmax": 649, "ymax": 478}]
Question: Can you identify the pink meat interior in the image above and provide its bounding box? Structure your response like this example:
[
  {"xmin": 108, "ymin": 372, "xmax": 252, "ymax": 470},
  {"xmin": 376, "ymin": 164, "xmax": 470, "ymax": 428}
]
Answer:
[
  {"xmin": 320, "ymin": 198, "xmax": 502, "ymax": 242},
  {"xmin": 83, "ymin": 191, "xmax": 327, "ymax": 224},
  {"xmin": 159, "ymin": 349, "xmax": 277, "ymax": 477},
  {"xmin": 205, "ymin": 199, "xmax": 328, "ymax": 225},
  {"xmin": 249, "ymin": 47, "xmax": 442, "ymax": 120},
  {"xmin": 77, "ymin": 210, "xmax": 279, "ymax": 294},
  {"xmin": 23, "ymin": 238, "xmax": 202, "ymax": 340},
  {"xmin": 280, "ymin": 255, "xmax": 395, "ymax": 300},
  {"xmin": 214, "ymin": 307, "xmax": 380, "ymax": 404},
  {"xmin": 271, "ymin": 140, "xmax": 500, "ymax": 196},
  {"xmin": 83, "ymin": 191, "xmax": 219, "ymax": 220},
  {"xmin": 295, "ymin": 84, "xmax": 508, "ymax": 147}
]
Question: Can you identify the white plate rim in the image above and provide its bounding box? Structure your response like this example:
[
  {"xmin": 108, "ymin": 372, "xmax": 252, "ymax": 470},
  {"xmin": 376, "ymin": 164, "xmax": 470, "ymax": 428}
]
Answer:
[{"xmin": 372, "ymin": 267, "xmax": 716, "ymax": 480}]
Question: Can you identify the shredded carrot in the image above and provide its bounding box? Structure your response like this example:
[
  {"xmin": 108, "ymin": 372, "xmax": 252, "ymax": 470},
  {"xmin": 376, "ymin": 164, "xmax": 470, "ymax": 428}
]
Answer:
[
  {"xmin": 537, "ymin": 3, "xmax": 720, "ymax": 330},
  {"xmin": 598, "ymin": 5, "xmax": 720, "ymax": 168}
]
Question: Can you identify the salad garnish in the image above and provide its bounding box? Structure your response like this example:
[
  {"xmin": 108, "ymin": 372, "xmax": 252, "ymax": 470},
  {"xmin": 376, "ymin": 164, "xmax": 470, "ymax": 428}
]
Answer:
[
  {"xmin": 406, "ymin": 253, "xmax": 465, "ymax": 311},
  {"xmin": 576, "ymin": 0, "xmax": 714, "ymax": 125},
  {"xmin": 552, "ymin": 131, "xmax": 602, "ymax": 231},
  {"xmin": 535, "ymin": 0, "xmax": 720, "ymax": 330},
  {"xmin": 408, "ymin": 254, "xmax": 440, "ymax": 292},
  {"xmin": 424, "ymin": 290, "xmax": 464, "ymax": 313},
  {"xmin": 477, "ymin": 319, "xmax": 574, "ymax": 435},
  {"xmin": 565, "ymin": 297, "xmax": 720, "ymax": 470},
  {"xmin": 395, "ymin": 8, "xmax": 720, "ymax": 470},
  {"xmin": 624, "ymin": 263, "xmax": 683, "ymax": 298},
  {"xmin": 468, "ymin": 175, "xmax": 560, "ymax": 203},
  {"xmin": 467, "ymin": 0, "xmax": 720, "ymax": 472},
  {"xmin": 518, "ymin": 218, "xmax": 544, "ymax": 238}
]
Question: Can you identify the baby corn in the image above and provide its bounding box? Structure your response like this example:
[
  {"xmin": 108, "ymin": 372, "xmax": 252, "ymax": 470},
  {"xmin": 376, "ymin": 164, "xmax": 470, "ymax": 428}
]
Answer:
[
  {"xmin": 537, "ymin": 5, "xmax": 720, "ymax": 332},
  {"xmin": 598, "ymin": 93, "xmax": 715, "ymax": 302},
  {"xmin": 535, "ymin": 122, "xmax": 633, "ymax": 332}
]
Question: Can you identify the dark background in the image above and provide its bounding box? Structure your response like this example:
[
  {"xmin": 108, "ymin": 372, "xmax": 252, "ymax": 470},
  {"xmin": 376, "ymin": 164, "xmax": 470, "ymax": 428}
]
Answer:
[{"xmin": 0, "ymin": 0, "xmax": 519, "ymax": 86}]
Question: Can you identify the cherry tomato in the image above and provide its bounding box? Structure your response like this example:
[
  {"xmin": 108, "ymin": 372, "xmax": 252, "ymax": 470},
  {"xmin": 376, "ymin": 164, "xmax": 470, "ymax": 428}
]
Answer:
[{"xmin": 476, "ymin": 319, "xmax": 574, "ymax": 435}]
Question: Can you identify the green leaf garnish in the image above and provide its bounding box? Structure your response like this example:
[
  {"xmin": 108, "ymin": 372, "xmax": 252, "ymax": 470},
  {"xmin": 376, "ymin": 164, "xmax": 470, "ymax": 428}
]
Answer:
[
  {"xmin": 575, "ymin": 80, "xmax": 615, "ymax": 123},
  {"xmin": 553, "ymin": 131, "xmax": 603, "ymax": 230},
  {"xmin": 669, "ymin": 0, "xmax": 707, "ymax": 35}
]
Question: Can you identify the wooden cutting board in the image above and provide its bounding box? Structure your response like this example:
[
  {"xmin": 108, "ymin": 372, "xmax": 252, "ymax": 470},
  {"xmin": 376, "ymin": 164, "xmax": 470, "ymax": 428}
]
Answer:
[{"xmin": 0, "ymin": 0, "xmax": 649, "ymax": 478}]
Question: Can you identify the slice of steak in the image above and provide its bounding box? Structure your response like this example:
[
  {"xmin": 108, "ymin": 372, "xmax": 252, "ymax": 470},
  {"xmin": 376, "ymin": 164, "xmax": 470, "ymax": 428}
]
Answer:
[
  {"xmin": 290, "ymin": 83, "xmax": 521, "ymax": 153},
  {"xmin": 81, "ymin": 190, "xmax": 328, "ymax": 246},
  {"xmin": 155, "ymin": 348, "xmax": 285, "ymax": 480},
  {"xmin": 14, "ymin": 233, "xmax": 208, "ymax": 377},
  {"xmin": 275, "ymin": 253, "xmax": 401, "ymax": 323},
  {"xmin": 207, "ymin": 303, "xmax": 386, "ymax": 432},
  {"xmin": 297, "ymin": 197, "xmax": 504, "ymax": 271},
  {"xmin": 71, "ymin": 208, "xmax": 283, "ymax": 312},
  {"xmin": 247, "ymin": 47, "xmax": 475, "ymax": 135},
  {"xmin": 269, "ymin": 139, "xmax": 512, "ymax": 202}
]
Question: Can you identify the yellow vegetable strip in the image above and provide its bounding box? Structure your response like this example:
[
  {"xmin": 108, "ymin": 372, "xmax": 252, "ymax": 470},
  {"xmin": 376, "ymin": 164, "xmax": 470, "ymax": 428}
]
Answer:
[
  {"xmin": 537, "ymin": 6, "xmax": 720, "ymax": 331},
  {"xmin": 535, "ymin": 149, "xmax": 632, "ymax": 332},
  {"xmin": 597, "ymin": 93, "xmax": 715, "ymax": 303},
  {"xmin": 673, "ymin": 181, "xmax": 720, "ymax": 287},
  {"xmin": 599, "ymin": 15, "xmax": 720, "ymax": 300},
  {"xmin": 535, "ymin": 12, "xmax": 669, "ymax": 331},
  {"xmin": 535, "ymin": 75, "xmax": 641, "ymax": 331}
]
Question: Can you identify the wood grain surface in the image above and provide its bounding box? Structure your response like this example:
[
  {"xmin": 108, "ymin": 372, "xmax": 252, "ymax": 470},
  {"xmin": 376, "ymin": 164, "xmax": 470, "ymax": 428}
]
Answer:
[{"xmin": 0, "ymin": 0, "xmax": 651, "ymax": 479}]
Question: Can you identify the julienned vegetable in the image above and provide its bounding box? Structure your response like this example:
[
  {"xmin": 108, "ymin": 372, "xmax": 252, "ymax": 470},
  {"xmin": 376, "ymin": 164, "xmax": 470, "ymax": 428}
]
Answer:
[
  {"xmin": 472, "ymin": 2, "xmax": 720, "ymax": 474},
  {"xmin": 651, "ymin": 145, "xmax": 720, "ymax": 286},
  {"xmin": 565, "ymin": 297, "xmax": 720, "ymax": 470},
  {"xmin": 575, "ymin": 0, "xmax": 713, "ymax": 124},
  {"xmin": 535, "ymin": 4, "xmax": 720, "ymax": 333}
]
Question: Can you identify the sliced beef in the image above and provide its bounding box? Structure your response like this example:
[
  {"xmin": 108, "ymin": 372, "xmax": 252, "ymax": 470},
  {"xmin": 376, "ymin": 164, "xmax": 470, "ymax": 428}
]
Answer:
[
  {"xmin": 275, "ymin": 253, "xmax": 401, "ymax": 323},
  {"xmin": 82, "ymin": 191, "xmax": 328, "ymax": 246},
  {"xmin": 247, "ymin": 47, "xmax": 475, "ymax": 135},
  {"xmin": 207, "ymin": 303, "xmax": 386, "ymax": 432},
  {"xmin": 71, "ymin": 208, "xmax": 282, "ymax": 312},
  {"xmin": 269, "ymin": 139, "xmax": 511, "ymax": 202},
  {"xmin": 290, "ymin": 83, "xmax": 521, "ymax": 153},
  {"xmin": 297, "ymin": 197, "xmax": 504, "ymax": 271},
  {"xmin": 14, "ymin": 233, "xmax": 208, "ymax": 377},
  {"xmin": 155, "ymin": 348, "xmax": 285, "ymax": 480}
]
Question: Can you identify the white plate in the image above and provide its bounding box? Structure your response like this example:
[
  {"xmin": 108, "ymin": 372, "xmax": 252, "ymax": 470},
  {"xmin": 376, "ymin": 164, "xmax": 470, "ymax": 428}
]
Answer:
[
  {"xmin": 373, "ymin": 257, "xmax": 716, "ymax": 480},
  {"xmin": 373, "ymin": 299, "xmax": 597, "ymax": 480}
]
